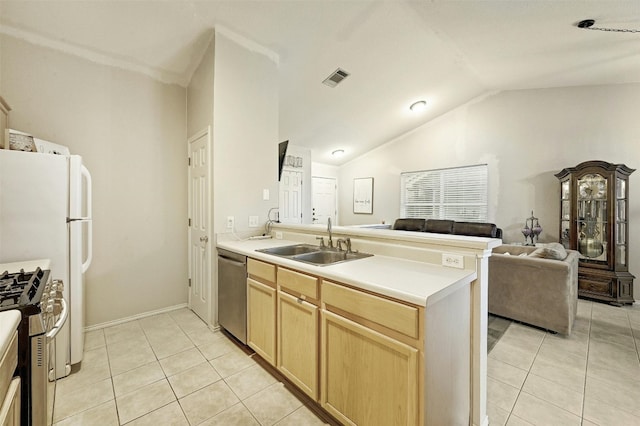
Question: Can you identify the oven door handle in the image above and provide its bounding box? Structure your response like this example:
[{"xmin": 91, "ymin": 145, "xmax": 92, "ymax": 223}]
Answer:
[{"xmin": 46, "ymin": 299, "xmax": 69, "ymax": 340}]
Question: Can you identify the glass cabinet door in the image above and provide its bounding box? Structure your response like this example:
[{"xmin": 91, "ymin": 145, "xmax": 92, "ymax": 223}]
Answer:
[
  {"xmin": 560, "ymin": 179, "xmax": 571, "ymax": 248},
  {"xmin": 576, "ymin": 173, "xmax": 607, "ymax": 262},
  {"xmin": 616, "ymin": 177, "xmax": 627, "ymax": 267}
]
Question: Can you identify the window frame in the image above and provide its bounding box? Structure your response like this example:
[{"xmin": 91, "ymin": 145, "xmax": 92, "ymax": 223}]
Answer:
[{"xmin": 400, "ymin": 164, "xmax": 488, "ymax": 222}]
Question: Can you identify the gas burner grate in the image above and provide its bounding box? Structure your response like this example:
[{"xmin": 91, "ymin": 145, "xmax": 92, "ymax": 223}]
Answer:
[{"xmin": 0, "ymin": 267, "xmax": 45, "ymax": 308}]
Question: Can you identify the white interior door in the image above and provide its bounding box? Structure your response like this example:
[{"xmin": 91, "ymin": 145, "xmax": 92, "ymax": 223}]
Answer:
[
  {"xmin": 279, "ymin": 170, "xmax": 303, "ymax": 224},
  {"xmin": 312, "ymin": 177, "xmax": 337, "ymax": 225},
  {"xmin": 188, "ymin": 128, "xmax": 211, "ymax": 323}
]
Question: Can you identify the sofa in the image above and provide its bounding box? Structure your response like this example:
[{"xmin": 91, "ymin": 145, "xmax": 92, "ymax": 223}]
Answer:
[
  {"xmin": 488, "ymin": 244, "xmax": 579, "ymax": 335},
  {"xmin": 392, "ymin": 218, "xmax": 503, "ymax": 239}
]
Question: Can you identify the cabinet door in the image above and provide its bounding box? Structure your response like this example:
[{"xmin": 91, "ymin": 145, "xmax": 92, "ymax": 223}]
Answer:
[
  {"xmin": 247, "ymin": 277, "xmax": 276, "ymax": 366},
  {"xmin": 321, "ymin": 310, "xmax": 418, "ymax": 426},
  {"xmin": 277, "ymin": 291, "xmax": 318, "ymax": 400},
  {"xmin": 0, "ymin": 378, "xmax": 20, "ymax": 426}
]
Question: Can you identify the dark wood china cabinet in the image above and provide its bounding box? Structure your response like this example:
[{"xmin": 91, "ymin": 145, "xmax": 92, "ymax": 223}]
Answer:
[{"xmin": 555, "ymin": 161, "xmax": 635, "ymax": 305}]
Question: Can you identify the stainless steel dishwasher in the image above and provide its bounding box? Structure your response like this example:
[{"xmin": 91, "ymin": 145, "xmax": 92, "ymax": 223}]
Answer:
[{"xmin": 217, "ymin": 248, "xmax": 248, "ymax": 344}]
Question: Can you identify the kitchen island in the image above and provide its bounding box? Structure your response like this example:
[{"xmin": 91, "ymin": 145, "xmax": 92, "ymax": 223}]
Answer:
[{"xmin": 217, "ymin": 223, "xmax": 500, "ymax": 426}]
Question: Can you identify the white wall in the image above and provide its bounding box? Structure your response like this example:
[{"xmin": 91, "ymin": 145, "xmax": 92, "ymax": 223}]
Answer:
[
  {"xmin": 187, "ymin": 34, "xmax": 214, "ymax": 138},
  {"xmin": 339, "ymin": 83, "xmax": 640, "ymax": 293},
  {"xmin": 312, "ymin": 162, "xmax": 339, "ymax": 180},
  {"xmin": 212, "ymin": 31, "xmax": 279, "ymax": 234},
  {"xmin": 0, "ymin": 34, "xmax": 188, "ymax": 326}
]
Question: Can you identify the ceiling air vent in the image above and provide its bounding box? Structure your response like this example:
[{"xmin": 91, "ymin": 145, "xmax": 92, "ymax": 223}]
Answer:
[{"xmin": 322, "ymin": 68, "xmax": 350, "ymax": 88}]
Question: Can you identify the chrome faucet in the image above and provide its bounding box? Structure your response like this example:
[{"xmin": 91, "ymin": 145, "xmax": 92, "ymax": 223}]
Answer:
[
  {"xmin": 327, "ymin": 218, "xmax": 333, "ymax": 248},
  {"xmin": 336, "ymin": 237, "xmax": 352, "ymax": 253}
]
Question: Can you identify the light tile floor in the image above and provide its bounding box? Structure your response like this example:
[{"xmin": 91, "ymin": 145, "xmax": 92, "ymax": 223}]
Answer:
[
  {"xmin": 54, "ymin": 300, "xmax": 640, "ymax": 425},
  {"xmin": 53, "ymin": 308, "xmax": 331, "ymax": 425},
  {"xmin": 488, "ymin": 299, "xmax": 640, "ymax": 425}
]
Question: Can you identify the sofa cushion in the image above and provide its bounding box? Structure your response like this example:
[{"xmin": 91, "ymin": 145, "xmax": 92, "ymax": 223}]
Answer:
[
  {"xmin": 392, "ymin": 218, "xmax": 426, "ymax": 231},
  {"xmin": 529, "ymin": 243, "xmax": 568, "ymax": 260},
  {"xmin": 424, "ymin": 219, "xmax": 454, "ymax": 234},
  {"xmin": 452, "ymin": 221, "xmax": 499, "ymax": 238}
]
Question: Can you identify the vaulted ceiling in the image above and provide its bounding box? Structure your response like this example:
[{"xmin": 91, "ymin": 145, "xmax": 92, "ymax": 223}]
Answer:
[{"xmin": 1, "ymin": 1, "xmax": 639, "ymax": 164}]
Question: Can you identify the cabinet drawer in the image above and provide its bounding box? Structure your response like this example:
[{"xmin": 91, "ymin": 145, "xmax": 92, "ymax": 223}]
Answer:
[
  {"xmin": 579, "ymin": 275, "xmax": 613, "ymax": 296},
  {"xmin": 0, "ymin": 331, "xmax": 17, "ymax": 401},
  {"xmin": 278, "ymin": 268, "xmax": 319, "ymax": 300},
  {"xmin": 322, "ymin": 280, "xmax": 419, "ymax": 339},
  {"xmin": 248, "ymin": 258, "xmax": 276, "ymax": 284}
]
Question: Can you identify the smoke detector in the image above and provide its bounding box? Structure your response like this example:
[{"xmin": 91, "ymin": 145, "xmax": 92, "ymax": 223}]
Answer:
[{"xmin": 322, "ymin": 68, "xmax": 350, "ymax": 88}]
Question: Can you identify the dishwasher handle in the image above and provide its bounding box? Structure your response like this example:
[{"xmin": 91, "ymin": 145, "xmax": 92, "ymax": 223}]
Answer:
[
  {"xmin": 218, "ymin": 255, "xmax": 246, "ymax": 268},
  {"xmin": 217, "ymin": 249, "xmax": 247, "ymax": 266}
]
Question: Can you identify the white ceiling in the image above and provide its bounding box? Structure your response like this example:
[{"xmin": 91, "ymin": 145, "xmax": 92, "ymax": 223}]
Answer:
[{"xmin": 1, "ymin": 1, "xmax": 639, "ymax": 165}]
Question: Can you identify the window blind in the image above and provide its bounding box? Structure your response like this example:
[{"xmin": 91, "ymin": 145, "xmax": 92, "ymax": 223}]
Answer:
[{"xmin": 400, "ymin": 164, "xmax": 488, "ymax": 222}]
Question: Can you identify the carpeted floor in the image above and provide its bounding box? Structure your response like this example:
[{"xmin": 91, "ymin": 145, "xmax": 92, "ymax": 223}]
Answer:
[{"xmin": 487, "ymin": 314, "xmax": 511, "ymax": 353}]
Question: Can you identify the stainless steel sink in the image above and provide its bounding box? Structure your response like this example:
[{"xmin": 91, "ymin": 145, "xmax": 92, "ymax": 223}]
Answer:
[
  {"xmin": 257, "ymin": 244, "xmax": 319, "ymax": 256},
  {"xmin": 256, "ymin": 244, "xmax": 372, "ymax": 266},
  {"xmin": 292, "ymin": 250, "xmax": 373, "ymax": 266}
]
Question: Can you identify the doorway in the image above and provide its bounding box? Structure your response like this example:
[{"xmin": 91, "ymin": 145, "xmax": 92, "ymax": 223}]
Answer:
[
  {"xmin": 187, "ymin": 127, "xmax": 211, "ymax": 323},
  {"xmin": 312, "ymin": 177, "xmax": 337, "ymax": 225},
  {"xmin": 279, "ymin": 169, "xmax": 303, "ymax": 224}
]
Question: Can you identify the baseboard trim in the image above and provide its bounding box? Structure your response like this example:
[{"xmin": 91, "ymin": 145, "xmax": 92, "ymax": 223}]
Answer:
[
  {"xmin": 84, "ymin": 303, "xmax": 189, "ymax": 332},
  {"xmin": 474, "ymin": 415, "xmax": 490, "ymax": 426}
]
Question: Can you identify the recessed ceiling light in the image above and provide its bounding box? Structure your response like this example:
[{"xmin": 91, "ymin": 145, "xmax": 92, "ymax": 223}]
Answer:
[
  {"xmin": 410, "ymin": 100, "xmax": 427, "ymax": 113},
  {"xmin": 332, "ymin": 149, "xmax": 345, "ymax": 157}
]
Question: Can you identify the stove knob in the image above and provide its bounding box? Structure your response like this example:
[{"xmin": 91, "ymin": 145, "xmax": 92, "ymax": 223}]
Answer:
[
  {"xmin": 47, "ymin": 289, "xmax": 62, "ymax": 300},
  {"xmin": 53, "ymin": 300, "xmax": 62, "ymax": 316},
  {"xmin": 52, "ymin": 279, "xmax": 64, "ymax": 291}
]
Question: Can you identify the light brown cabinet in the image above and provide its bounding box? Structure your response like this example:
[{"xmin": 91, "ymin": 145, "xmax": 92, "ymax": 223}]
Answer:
[
  {"xmin": 247, "ymin": 259, "xmax": 277, "ymax": 365},
  {"xmin": 0, "ymin": 330, "xmax": 20, "ymax": 426},
  {"xmin": 0, "ymin": 379, "xmax": 20, "ymax": 426},
  {"xmin": 277, "ymin": 267, "xmax": 320, "ymax": 400},
  {"xmin": 321, "ymin": 280, "xmax": 421, "ymax": 426},
  {"xmin": 245, "ymin": 256, "xmax": 470, "ymax": 426}
]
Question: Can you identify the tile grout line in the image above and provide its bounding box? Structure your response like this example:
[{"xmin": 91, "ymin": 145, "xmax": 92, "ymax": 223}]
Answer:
[
  {"xmin": 60, "ymin": 311, "xmax": 353, "ymax": 425},
  {"xmin": 114, "ymin": 315, "xmax": 192, "ymax": 425},
  {"xmin": 502, "ymin": 325, "xmax": 546, "ymax": 425},
  {"xmin": 580, "ymin": 300, "xmax": 593, "ymax": 425},
  {"xmin": 104, "ymin": 331, "xmax": 121, "ymax": 426}
]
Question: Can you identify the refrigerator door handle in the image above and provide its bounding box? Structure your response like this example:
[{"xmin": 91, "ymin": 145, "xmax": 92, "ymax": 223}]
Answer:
[
  {"xmin": 67, "ymin": 217, "xmax": 90, "ymax": 222},
  {"xmin": 81, "ymin": 164, "xmax": 93, "ymax": 273}
]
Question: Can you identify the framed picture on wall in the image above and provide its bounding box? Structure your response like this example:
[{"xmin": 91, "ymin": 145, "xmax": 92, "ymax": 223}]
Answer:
[{"xmin": 353, "ymin": 177, "xmax": 374, "ymax": 214}]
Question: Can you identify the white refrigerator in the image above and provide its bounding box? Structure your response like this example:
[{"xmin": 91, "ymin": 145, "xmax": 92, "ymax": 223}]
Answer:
[{"xmin": 0, "ymin": 148, "xmax": 92, "ymax": 379}]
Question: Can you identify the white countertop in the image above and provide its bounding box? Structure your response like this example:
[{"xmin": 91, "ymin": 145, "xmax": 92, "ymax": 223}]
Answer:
[
  {"xmin": 217, "ymin": 238, "xmax": 476, "ymax": 307},
  {"xmin": 0, "ymin": 258, "xmax": 51, "ymax": 272},
  {"xmin": 0, "ymin": 310, "xmax": 21, "ymax": 359}
]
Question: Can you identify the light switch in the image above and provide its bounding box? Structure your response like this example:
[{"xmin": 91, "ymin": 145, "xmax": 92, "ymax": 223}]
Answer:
[{"xmin": 263, "ymin": 189, "xmax": 270, "ymax": 200}]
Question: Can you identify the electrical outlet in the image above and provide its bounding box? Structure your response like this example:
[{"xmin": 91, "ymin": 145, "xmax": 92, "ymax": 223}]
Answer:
[
  {"xmin": 442, "ymin": 253, "xmax": 464, "ymax": 269},
  {"xmin": 249, "ymin": 216, "xmax": 259, "ymax": 227},
  {"xmin": 275, "ymin": 231, "xmax": 283, "ymax": 239},
  {"xmin": 226, "ymin": 216, "xmax": 234, "ymax": 229}
]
